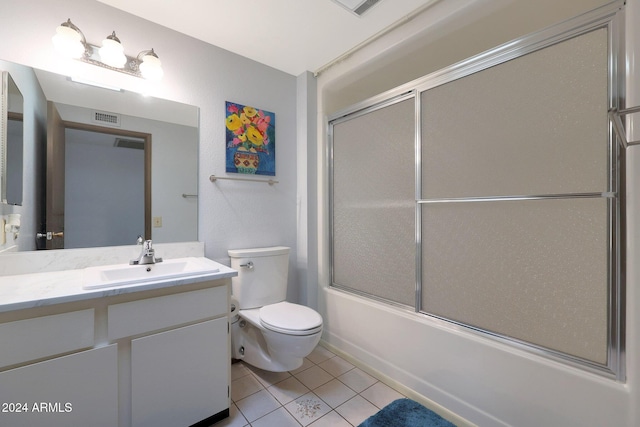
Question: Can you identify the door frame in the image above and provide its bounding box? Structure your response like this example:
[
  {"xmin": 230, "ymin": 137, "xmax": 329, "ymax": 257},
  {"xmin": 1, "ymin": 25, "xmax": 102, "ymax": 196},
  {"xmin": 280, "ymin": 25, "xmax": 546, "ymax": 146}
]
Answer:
[
  {"xmin": 46, "ymin": 104, "xmax": 152, "ymax": 248},
  {"xmin": 63, "ymin": 121, "xmax": 153, "ymax": 241}
]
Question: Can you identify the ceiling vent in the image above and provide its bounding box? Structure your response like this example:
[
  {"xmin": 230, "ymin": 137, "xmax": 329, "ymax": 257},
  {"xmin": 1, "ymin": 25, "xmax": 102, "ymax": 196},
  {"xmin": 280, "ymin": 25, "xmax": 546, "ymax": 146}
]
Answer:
[
  {"xmin": 91, "ymin": 110, "xmax": 121, "ymax": 127},
  {"xmin": 332, "ymin": 0, "xmax": 382, "ymax": 16},
  {"xmin": 114, "ymin": 138, "xmax": 144, "ymax": 150}
]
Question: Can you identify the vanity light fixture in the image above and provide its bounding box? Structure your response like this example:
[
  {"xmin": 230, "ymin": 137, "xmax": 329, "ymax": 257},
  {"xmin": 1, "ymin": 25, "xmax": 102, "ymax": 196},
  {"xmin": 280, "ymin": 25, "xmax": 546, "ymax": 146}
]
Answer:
[{"xmin": 52, "ymin": 19, "xmax": 164, "ymax": 81}]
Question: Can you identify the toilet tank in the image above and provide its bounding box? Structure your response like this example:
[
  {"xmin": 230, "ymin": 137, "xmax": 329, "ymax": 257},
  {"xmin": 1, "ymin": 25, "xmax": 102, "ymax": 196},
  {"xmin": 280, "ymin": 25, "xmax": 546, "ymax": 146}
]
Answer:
[{"xmin": 228, "ymin": 246, "xmax": 290, "ymax": 309}]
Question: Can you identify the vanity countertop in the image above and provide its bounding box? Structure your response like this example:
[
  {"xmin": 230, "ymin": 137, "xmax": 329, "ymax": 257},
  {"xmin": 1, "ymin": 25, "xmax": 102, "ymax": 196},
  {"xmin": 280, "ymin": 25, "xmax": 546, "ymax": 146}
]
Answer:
[{"xmin": 0, "ymin": 257, "xmax": 237, "ymax": 314}]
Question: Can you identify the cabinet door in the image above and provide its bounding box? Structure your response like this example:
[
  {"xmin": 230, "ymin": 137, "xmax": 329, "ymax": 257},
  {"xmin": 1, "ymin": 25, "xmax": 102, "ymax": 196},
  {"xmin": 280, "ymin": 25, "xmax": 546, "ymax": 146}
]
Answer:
[
  {"xmin": 131, "ymin": 318, "xmax": 229, "ymax": 427},
  {"xmin": 0, "ymin": 345, "xmax": 118, "ymax": 427}
]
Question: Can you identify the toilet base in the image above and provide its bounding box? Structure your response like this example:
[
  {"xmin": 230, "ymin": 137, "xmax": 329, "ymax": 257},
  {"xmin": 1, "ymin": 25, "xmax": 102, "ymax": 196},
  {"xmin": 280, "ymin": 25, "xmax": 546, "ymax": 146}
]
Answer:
[{"xmin": 231, "ymin": 317, "xmax": 320, "ymax": 372}]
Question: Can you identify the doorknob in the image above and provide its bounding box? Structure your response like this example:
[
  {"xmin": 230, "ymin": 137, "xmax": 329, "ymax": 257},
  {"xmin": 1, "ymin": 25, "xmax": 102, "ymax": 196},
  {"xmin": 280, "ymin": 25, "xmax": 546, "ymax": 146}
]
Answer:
[{"xmin": 36, "ymin": 231, "xmax": 64, "ymax": 240}]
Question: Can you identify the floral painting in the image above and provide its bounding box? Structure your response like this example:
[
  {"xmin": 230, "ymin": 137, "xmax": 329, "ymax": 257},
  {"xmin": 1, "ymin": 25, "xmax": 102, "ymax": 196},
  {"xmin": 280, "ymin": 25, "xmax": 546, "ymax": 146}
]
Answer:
[{"xmin": 225, "ymin": 101, "xmax": 276, "ymax": 176}]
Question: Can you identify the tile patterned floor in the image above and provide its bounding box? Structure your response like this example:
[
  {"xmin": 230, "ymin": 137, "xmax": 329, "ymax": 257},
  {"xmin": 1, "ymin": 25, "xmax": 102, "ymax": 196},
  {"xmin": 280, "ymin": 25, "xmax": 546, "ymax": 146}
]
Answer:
[{"xmin": 218, "ymin": 345, "xmax": 406, "ymax": 427}]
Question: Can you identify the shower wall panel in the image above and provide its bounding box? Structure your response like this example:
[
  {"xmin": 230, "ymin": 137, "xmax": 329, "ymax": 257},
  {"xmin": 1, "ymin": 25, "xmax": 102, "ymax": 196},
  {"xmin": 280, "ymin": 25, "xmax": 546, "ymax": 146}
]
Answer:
[
  {"xmin": 421, "ymin": 198, "xmax": 609, "ymax": 363},
  {"xmin": 331, "ymin": 97, "xmax": 416, "ymax": 307}
]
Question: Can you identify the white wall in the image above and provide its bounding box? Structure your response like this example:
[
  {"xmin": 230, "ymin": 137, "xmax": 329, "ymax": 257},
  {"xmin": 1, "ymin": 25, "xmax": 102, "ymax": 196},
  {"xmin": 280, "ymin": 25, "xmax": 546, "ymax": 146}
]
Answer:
[
  {"xmin": 623, "ymin": 0, "xmax": 640, "ymax": 424},
  {"xmin": 296, "ymin": 71, "xmax": 318, "ymax": 308},
  {"xmin": 315, "ymin": 0, "xmax": 639, "ymax": 426},
  {"xmin": 0, "ymin": 0, "xmax": 299, "ymax": 299}
]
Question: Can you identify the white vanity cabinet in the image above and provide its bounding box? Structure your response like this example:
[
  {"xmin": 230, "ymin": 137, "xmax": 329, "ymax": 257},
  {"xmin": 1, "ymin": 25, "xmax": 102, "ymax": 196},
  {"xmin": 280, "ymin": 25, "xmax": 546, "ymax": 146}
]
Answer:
[
  {"xmin": 0, "ymin": 308, "xmax": 118, "ymax": 426},
  {"xmin": 107, "ymin": 285, "xmax": 230, "ymax": 427},
  {"xmin": 0, "ymin": 276, "xmax": 231, "ymax": 427},
  {"xmin": 0, "ymin": 345, "xmax": 119, "ymax": 427},
  {"xmin": 131, "ymin": 318, "xmax": 228, "ymax": 427}
]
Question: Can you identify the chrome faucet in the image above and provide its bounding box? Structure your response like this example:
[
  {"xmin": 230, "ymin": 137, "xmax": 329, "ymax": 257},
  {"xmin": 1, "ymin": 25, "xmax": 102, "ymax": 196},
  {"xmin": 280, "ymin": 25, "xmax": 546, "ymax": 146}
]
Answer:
[{"xmin": 130, "ymin": 236, "xmax": 163, "ymax": 265}]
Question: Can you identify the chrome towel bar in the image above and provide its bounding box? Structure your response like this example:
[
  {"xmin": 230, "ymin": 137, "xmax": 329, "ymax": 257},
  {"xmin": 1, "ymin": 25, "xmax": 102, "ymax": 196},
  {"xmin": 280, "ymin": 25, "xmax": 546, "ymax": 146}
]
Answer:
[{"xmin": 209, "ymin": 174, "xmax": 278, "ymax": 186}]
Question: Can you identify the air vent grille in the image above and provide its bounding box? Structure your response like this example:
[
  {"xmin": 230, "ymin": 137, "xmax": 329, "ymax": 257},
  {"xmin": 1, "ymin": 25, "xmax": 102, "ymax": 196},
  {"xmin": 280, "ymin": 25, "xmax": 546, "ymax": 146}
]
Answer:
[
  {"xmin": 353, "ymin": 0, "xmax": 381, "ymax": 15},
  {"xmin": 92, "ymin": 110, "xmax": 121, "ymax": 127},
  {"xmin": 114, "ymin": 138, "xmax": 144, "ymax": 150},
  {"xmin": 333, "ymin": 0, "xmax": 382, "ymax": 16}
]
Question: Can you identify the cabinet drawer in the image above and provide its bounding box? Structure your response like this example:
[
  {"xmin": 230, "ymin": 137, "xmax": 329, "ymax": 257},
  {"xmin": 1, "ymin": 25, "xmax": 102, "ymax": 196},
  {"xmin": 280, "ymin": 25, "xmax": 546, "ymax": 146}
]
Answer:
[
  {"xmin": 108, "ymin": 286, "xmax": 228, "ymax": 340},
  {"xmin": 0, "ymin": 309, "xmax": 94, "ymax": 369}
]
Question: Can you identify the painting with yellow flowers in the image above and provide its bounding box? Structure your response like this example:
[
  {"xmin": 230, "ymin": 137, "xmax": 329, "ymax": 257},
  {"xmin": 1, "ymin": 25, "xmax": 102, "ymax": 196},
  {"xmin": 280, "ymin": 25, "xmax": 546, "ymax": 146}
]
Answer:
[{"xmin": 225, "ymin": 101, "xmax": 276, "ymax": 176}]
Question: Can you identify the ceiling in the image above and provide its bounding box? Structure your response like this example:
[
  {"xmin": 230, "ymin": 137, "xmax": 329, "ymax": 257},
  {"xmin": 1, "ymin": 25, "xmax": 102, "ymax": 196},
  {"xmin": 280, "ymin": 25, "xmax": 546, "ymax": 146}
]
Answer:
[{"xmin": 97, "ymin": 0, "xmax": 441, "ymax": 76}]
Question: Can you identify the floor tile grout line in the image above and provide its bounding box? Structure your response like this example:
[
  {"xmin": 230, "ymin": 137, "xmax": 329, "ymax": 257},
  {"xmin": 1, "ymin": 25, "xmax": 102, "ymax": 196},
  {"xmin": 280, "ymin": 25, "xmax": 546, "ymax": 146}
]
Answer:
[
  {"xmin": 235, "ymin": 365, "xmax": 368, "ymax": 409},
  {"xmin": 242, "ymin": 406, "xmax": 357, "ymax": 427},
  {"xmin": 229, "ymin": 347, "xmax": 408, "ymax": 427},
  {"xmin": 233, "ymin": 376, "xmax": 391, "ymax": 423}
]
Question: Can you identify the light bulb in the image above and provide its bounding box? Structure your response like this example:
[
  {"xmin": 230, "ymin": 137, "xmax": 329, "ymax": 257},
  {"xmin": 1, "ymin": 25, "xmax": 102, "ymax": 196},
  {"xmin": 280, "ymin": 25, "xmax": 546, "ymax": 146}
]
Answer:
[
  {"xmin": 52, "ymin": 23, "xmax": 85, "ymax": 59},
  {"xmin": 98, "ymin": 32, "xmax": 126, "ymax": 68},
  {"xmin": 139, "ymin": 51, "xmax": 164, "ymax": 81}
]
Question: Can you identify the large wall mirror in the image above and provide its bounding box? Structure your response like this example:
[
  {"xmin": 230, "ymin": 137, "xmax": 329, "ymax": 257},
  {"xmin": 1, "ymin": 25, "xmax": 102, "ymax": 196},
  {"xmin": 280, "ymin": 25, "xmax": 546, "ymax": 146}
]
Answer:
[{"xmin": 0, "ymin": 58, "xmax": 198, "ymax": 252}]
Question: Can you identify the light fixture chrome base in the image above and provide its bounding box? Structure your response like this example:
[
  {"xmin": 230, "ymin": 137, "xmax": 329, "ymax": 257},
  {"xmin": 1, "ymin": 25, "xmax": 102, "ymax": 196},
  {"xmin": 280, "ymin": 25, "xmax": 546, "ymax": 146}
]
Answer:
[{"xmin": 80, "ymin": 43, "xmax": 143, "ymax": 78}]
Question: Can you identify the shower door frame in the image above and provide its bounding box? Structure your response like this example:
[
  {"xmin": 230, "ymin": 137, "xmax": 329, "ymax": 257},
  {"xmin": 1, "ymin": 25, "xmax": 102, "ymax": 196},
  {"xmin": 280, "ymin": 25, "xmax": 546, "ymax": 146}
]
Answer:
[{"xmin": 327, "ymin": 1, "xmax": 626, "ymax": 380}]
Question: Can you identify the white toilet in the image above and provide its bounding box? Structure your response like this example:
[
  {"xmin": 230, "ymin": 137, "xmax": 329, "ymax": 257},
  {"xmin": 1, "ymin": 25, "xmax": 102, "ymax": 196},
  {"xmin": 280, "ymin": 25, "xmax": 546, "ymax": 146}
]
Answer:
[{"xmin": 228, "ymin": 246, "xmax": 323, "ymax": 372}]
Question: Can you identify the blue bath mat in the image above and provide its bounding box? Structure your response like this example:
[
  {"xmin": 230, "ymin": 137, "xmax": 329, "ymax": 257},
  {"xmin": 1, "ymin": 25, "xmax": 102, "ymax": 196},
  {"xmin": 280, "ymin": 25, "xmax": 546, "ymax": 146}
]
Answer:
[{"xmin": 359, "ymin": 398, "xmax": 456, "ymax": 427}]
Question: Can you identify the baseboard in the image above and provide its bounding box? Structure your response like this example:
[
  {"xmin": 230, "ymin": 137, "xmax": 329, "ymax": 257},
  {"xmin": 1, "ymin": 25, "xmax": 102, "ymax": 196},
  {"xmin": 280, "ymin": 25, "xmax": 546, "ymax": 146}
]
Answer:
[{"xmin": 319, "ymin": 338, "xmax": 477, "ymax": 427}]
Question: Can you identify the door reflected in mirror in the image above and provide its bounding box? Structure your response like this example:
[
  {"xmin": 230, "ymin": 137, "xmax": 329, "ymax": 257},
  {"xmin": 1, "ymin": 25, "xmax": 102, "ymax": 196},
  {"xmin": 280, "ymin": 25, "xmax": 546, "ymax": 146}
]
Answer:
[{"xmin": 63, "ymin": 124, "xmax": 147, "ymax": 249}]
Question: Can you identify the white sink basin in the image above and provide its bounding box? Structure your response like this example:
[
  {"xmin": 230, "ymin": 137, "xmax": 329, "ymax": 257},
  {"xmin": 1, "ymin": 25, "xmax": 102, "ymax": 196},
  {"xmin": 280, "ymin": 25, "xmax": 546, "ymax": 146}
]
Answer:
[{"xmin": 82, "ymin": 257, "xmax": 220, "ymax": 290}]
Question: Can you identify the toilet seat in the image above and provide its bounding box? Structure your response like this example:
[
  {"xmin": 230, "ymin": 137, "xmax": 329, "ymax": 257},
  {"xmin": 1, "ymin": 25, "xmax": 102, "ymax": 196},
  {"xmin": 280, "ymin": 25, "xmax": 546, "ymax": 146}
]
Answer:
[{"xmin": 259, "ymin": 302, "xmax": 323, "ymax": 336}]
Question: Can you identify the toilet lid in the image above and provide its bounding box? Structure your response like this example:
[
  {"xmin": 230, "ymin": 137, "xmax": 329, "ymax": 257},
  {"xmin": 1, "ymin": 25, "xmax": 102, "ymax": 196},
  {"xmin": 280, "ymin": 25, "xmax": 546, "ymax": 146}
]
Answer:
[{"xmin": 259, "ymin": 302, "xmax": 323, "ymax": 335}]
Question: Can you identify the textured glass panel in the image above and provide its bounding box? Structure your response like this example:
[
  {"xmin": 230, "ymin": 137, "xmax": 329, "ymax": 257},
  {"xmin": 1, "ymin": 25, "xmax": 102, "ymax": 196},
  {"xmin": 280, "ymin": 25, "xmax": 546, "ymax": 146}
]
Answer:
[
  {"xmin": 421, "ymin": 28, "xmax": 608, "ymax": 199},
  {"xmin": 421, "ymin": 198, "xmax": 609, "ymax": 364},
  {"xmin": 332, "ymin": 98, "xmax": 415, "ymax": 306}
]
